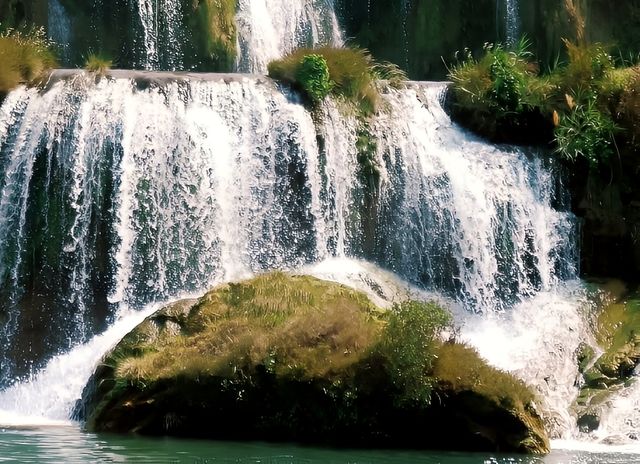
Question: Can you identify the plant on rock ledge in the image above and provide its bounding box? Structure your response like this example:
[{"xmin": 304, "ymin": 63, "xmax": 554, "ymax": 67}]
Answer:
[
  {"xmin": 84, "ymin": 52, "xmax": 113, "ymax": 74},
  {"xmin": 448, "ymin": 37, "xmax": 536, "ymax": 116},
  {"xmin": 268, "ymin": 46, "xmax": 405, "ymax": 116}
]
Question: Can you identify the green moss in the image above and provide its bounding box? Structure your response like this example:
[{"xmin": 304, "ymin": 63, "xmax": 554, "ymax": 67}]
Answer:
[
  {"xmin": 188, "ymin": 0, "xmax": 238, "ymax": 71},
  {"xmin": 593, "ymin": 298, "xmax": 640, "ymax": 378},
  {"xmin": 356, "ymin": 125, "xmax": 379, "ymax": 186},
  {"xmin": 434, "ymin": 342, "xmax": 535, "ymax": 411},
  {"xmin": 109, "ymin": 273, "xmax": 382, "ymax": 383}
]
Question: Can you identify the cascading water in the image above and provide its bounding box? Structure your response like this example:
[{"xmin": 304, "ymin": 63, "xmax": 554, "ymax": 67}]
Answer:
[
  {"xmin": 47, "ymin": 0, "xmax": 72, "ymax": 63},
  {"xmin": 235, "ymin": 0, "xmax": 343, "ymax": 73},
  {"xmin": 0, "ymin": 72, "xmax": 580, "ymax": 425},
  {"xmin": 133, "ymin": 0, "xmax": 185, "ymax": 70},
  {"xmin": 499, "ymin": 0, "xmax": 521, "ymax": 45},
  {"xmin": 107, "ymin": 0, "xmax": 342, "ymax": 71}
]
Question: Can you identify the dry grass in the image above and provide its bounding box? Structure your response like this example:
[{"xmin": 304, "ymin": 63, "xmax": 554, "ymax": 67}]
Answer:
[{"xmin": 0, "ymin": 27, "xmax": 57, "ymax": 94}]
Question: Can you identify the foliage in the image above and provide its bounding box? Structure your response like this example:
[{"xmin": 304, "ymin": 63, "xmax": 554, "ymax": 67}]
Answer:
[
  {"xmin": 295, "ymin": 54, "xmax": 333, "ymax": 103},
  {"xmin": 616, "ymin": 68, "xmax": 640, "ymax": 147},
  {"xmin": 554, "ymin": 95, "xmax": 618, "ymax": 166},
  {"xmin": 84, "ymin": 52, "xmax": 113, "ymax": 74},
  {"xmin": 0, "ymin": 26, "xmax": 57, "ymax": 94},
  {"xmin": 375, "ymin": 300, "xmax": 451, "ymax": 406},
  {"xmin": 560, "ymin": 40, "xmax": 613, "ymax": 94},
  {"xmin": 448, "ymin": 37, "xmax": 640, "ymax": 167},
  {"xmin": 448, "ymin": 37, "xmax": 537, "ymax": 115},
  {"xmin": 268, "ymin": 46, "xmax": 405, "ymax": 115}
]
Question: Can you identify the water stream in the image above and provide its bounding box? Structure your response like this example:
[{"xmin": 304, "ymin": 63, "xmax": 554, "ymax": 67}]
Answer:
[{"xmin": 0, "ymin": 70, "xmax": 599, "ymax": 445}]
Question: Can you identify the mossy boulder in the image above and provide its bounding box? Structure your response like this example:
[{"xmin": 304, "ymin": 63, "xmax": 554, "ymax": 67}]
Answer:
[{"xmin": 75, "ymin": 273, "xmax": 549, "ymax": 454}]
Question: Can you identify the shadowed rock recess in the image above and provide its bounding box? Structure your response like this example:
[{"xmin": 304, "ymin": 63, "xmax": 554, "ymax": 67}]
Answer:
[{"xmin": 75, "ymin": 273, "xmax": 549, "ymax": 454}]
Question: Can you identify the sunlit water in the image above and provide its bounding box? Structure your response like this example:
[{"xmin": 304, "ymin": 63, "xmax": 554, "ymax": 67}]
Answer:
[{"xmin": 1, "ymin": 426, "xmax": 639, "ymax": 464}]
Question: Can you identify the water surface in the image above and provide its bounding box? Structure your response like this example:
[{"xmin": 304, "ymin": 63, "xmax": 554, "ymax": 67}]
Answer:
[{"xmin": 1, "ymin": 426, "xmax": 639, "ymax": 464}]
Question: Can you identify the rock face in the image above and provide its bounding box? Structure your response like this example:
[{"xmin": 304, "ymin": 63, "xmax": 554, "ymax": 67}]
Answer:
[
  {"xmin": 574, "ymin": 281, "xmax": 640, "ymax": 432},
  {"xmin": 75, "ymin": 273, "xmax": 549, "ymax": 454}
]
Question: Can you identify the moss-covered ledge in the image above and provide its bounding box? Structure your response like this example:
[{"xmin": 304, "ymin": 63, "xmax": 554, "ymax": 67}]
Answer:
[{"xmin": 74, "ymin": 273, "xmax": 549, "ymax": 454}]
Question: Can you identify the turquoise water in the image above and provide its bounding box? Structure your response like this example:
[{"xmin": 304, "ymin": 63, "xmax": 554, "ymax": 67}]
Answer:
[{"xmin": 1, "ymin": 427, "xmax": 639, "ymax": 464}]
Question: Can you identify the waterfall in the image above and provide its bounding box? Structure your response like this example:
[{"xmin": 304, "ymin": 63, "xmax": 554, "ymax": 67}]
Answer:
[
  {"xmin": 47, "ymin": 0, "xmax": 73, "ymax": 63},
  {"xmin": 134, "ymin": 0, "xmax": 184, "ymax": 70},
  {"xmin": 0, "ymin": 71, "xmax": 576, "ymax": 392},
  {"xmin": 235, "ymin": 0, "xmax": 343, "ymax": 73}
]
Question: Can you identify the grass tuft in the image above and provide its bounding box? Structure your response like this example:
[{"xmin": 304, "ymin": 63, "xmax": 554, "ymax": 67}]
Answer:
[
  {"xmin": 84, "ymin": 52, "xmax": 113, "ymax": 74},
  {"xmin": 190, "ymin": 0, "xmax": 238, "ymax": 71},
  {"xmin": 0, "ymin": 25, "xmax": 57, "ymax": 94}
]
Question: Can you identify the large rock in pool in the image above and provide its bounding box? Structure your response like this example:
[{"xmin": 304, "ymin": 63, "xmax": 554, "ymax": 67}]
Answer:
[{"xmin": 75, "ymin": 273, "xmax": 549, "ymax": 454}]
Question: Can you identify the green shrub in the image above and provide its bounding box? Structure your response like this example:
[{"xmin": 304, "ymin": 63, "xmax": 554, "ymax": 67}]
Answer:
[
  {"xmin": 295, "ymin": 54, "xmax": 333, "ymax": 103},
  {"xmin": 561, "ymin": 40, "xmax": 613, "ymax": 94},
  {"xmin": 554, "ymin": 95, "xmax": 618, "ymax": 166},
  {"xmin": 375, "ymin": 300, "xmax": 452, "ymax": 406},
  {"xmin": 449, "ymin": 38, "xmax": 538, "ymax": 115},
  {"xmin": 269, "ymin": 46, "xmax": 404, "ymax": 115},
  {"xmin": 0, "ymin": 26, "xmax": 57, "ymax": 94}
]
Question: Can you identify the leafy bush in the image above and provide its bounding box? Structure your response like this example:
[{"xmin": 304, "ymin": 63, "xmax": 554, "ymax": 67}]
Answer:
[
  {"xmin": 449, "ymin": 38, "xmax": 537, "ymax": 115},
  {"xmin": 295, "ymin": 54, "xmax": 333, "ymax": 103},
  {"xmin": 375, "ymin": 300, "xmax": 452, "ymax": 406},
  {"xmin": 554, "ymin": 95, "xmax": 618, "ymax": 166},
  {"xmin": 269, "ymin": 46, "xmax": 405, "ymax": 115},
  {"xmin": 0, "ymin": 26, "xmax": 57, "ymax": 94},
  {"xmin": 560, "ymin": 40, "xmax": 614, "ymax": 95}
]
